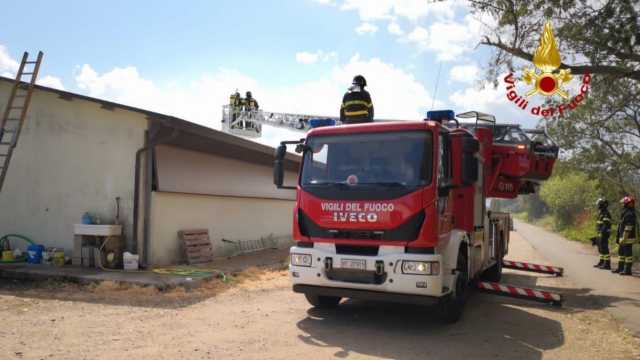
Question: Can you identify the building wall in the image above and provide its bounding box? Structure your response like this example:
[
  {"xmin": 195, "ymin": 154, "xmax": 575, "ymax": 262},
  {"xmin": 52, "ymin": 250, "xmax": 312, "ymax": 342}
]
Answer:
[
  {"xmin": 149, "ymin": 191, "xmax": 295, "ymax": 265},
  {"xmin": 155, "ymin": 144, "xmax": 297, "ymax": 200},
  {"xmin": 0, "ymin": 82, "xmax": 147, "ymax": 252}
]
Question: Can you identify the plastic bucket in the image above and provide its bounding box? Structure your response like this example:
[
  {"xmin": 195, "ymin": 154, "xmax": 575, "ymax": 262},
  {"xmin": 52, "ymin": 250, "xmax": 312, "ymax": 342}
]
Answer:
[
  {"xmin": 53, "ymin": 251, "xmax": 65, "ymax": 266},
  {"xmin": 2, "ymin": 250, "xmax": 14, "ymax": 262},
  {"xmin": 27, "ymin": 244, "xmax": 45, "ymax": 264},
  {"xmin": 123, "ymin": 252, "xmax": 139, "ymax": 271}
]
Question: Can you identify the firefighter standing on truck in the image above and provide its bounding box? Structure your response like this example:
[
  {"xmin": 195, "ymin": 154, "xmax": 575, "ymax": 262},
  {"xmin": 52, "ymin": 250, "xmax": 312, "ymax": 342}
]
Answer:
[
  {"xmin": 613, "ymin": 195, "xmax": 636, "ymax": 276},
  {"xmin": 594, "ymin": 198, "xmax": 612, "ymax": 270},
  {"xmin": 340, "ymin": 75, "xmax": 374, "ymax": 124}
]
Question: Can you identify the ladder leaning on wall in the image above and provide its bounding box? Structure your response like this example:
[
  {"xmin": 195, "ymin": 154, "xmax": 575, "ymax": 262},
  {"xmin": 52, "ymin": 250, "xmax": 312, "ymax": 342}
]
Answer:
[{"xmin": 0, "ymin": 51, "xmax": 43, "ymax": 192}]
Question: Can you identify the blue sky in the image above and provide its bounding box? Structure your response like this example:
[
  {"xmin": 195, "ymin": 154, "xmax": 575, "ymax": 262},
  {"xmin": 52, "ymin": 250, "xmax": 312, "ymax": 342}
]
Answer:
[{"xmin": 1, "ymin": 0, "xmax": 544, "ymax": 146}]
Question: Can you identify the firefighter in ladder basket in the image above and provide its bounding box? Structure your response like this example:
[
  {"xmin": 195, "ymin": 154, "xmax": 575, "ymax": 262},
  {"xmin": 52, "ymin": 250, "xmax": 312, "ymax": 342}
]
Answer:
[
  {"xmin": 340, "ymin": 75, "xmax": 374, "ymax": 124},
  {"xmin": 245, "ymin": 91, "xmax": 259, "ymax": 112},
  {"xmin": 229, "ymin": 90, "xmax": 242, "ymax": 123}
]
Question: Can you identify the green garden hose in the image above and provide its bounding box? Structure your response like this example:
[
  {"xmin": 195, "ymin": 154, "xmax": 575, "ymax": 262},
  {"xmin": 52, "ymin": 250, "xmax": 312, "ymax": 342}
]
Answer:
[{"xmin": 0, "ymin": 234, "xmax": 36, "ymax": 263}]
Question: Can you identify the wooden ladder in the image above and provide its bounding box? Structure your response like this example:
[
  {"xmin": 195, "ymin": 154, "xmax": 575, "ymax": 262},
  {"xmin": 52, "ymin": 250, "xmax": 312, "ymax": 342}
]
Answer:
[{"xmin": 0, "ymin": 51, "xmax": 43, "ymax": 191}]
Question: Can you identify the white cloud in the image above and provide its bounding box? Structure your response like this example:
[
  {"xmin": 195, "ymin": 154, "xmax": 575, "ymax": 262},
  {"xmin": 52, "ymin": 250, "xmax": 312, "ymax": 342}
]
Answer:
[
  {"xmin": 426, "ymin": 21, "xmax": 470, "ymax": 60},
  {"xmin": 313, "ymin": 0, "xmax": 336, "ymax": 5},
  {"xmin": 338, "ymin": 0, "xmax": 463, "ymax": 21},
  {"xmin": 448, "ymin": 76, "xmax": 539, "ymax": 128},
  {"xmin": 392, "ymin": 0, "xmax": 458, "ymax": 20},
  {"xmin": 355, "ymin": 22, "xmax": 378, "ymax": 35},
  {"xmin": 296, "ymin": 51, "xmax": 320, "ymax": 64},
  {"xmin": 405, "ymin": 26, "xmax": 429, "ymax": 50},
  {"xmin": 449, "ymin": 64, "xmax": 479, "ymax": 83},
  {"xmin": 0, "ymin": 45, "xmax": 19, "ymax": 77},
  {"xmin": 387, "ymin": 22, "xmax": 403, "ymax": 35},
  {"xmin": 37, "ymin": 75, "xmax": 65, "ymax": 90},
  {"xmin": 402, "ymin": 13, "xmax": 496, "ymax": 61},
  {"xmin": 71, "ymin": 55, "xmax": 435, "ymax": 147},
  {"xmin": 319, "ymin": 2, "xmax": 492, "ymax": 61},
  {"xmin": 295, "ymin": 50, "xmax": 338, "ymax": 65},
  {"xmin": 341, "ymin": 0, "xmax": 393, "ymax": 20}
]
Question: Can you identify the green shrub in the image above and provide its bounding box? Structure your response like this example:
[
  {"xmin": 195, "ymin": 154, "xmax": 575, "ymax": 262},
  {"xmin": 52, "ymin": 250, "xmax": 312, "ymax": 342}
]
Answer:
[
  {"xmin": 560, "ymin": 211, "xmax": 597, "ymax": 243},
  {"xmin": 539, "ymin": 172, "xmax": 599, "ymax": 229}
]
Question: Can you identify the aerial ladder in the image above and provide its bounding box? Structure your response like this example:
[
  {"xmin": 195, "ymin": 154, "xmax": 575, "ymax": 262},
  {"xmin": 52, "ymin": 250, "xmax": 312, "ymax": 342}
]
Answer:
[{"xmin": 221, "ymin": 104, "xmax": 340, "ymax": 138}]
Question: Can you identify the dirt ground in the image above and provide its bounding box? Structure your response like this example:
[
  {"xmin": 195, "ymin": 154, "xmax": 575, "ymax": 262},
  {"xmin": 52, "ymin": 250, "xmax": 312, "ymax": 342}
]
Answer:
[{"xmin": 1, "ymin": 232, "xmax": 639, "ymax": 360}]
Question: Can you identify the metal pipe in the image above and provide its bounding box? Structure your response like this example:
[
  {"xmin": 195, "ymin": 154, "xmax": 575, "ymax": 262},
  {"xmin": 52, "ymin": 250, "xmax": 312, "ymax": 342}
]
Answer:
[{"xmin": 132, "ymin": 126, "xmax": 178, "ymax": 267}]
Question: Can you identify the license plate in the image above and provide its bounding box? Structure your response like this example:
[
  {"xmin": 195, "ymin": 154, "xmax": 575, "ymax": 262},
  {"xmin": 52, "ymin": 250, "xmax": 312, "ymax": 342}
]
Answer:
[{"xmin": 340, "ymin": 258, "xmax": 366, "ymax": 270}]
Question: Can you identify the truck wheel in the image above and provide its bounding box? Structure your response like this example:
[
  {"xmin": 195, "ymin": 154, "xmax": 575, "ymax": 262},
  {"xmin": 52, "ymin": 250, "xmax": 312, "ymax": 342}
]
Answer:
[
  {"xmin": 304, "ymin": 294, "xmax": 341, "ymax": 308},
  {"xmin": 481, "ymin": 240, "xmax": 503, "ymax": 282},
  {"xmin": 439, "ymin": 248, "xmax": 469, "ymax": 324}
]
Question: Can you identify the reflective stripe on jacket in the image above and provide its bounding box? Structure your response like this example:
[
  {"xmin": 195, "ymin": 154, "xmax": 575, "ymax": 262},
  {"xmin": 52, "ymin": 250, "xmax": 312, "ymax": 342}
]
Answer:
[{"xmin": 340, "ymin": 90, "xmax": 373, "ymax": 123}]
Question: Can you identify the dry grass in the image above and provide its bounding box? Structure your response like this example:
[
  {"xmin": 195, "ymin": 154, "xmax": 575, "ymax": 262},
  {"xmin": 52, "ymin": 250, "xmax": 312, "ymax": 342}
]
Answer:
[{"xmin": 0, "ymin": 264, "xmax": 290, "ymax": 309}]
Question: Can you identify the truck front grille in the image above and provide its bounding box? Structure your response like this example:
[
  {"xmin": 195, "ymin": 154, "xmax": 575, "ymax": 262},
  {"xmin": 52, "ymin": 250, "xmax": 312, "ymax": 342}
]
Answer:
[
  {"xmin": 326, "ymin": 268, "xmax": 386, "ymax": 285},
  {"xmin": 298, "ymin": 209, "xmax": 425, "ymax": 241},
  {"xmin": 335, "ymin": 245, "xmax": 379, "ymax": 256}
]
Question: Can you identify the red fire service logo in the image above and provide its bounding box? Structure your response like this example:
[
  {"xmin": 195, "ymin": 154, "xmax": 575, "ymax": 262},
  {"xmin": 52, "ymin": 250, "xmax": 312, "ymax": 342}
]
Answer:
[{"xmin": 504, "ymin": 21, "xmax": 591, "ymax": 118}]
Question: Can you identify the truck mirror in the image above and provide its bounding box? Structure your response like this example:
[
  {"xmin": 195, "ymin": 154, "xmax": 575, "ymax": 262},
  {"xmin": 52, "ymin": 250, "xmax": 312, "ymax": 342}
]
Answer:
[
  {"xmin": 461, "ymin": 137, "xmax": 479, "ymax": 185},
  {"xmin": 275, "ymin": 144, "xmax": 287, "ymax": 160},
  {"xmin": 273, "ymin": 143, "xmax": 298, "ymax": 190},
  {"xmin": 462, "ymin": 137, "xmax": 480, "ymax": 153},
  {"xmin": 273, "ymin": 145, "xmax": 286, "ymax": 188},
  {"xmin": 462, "ymin": 153, "xmax": 478, "ymax": 185},
  {"xmin": 273, "ymin": 160, "xmax": 284, "ymax": 187}
]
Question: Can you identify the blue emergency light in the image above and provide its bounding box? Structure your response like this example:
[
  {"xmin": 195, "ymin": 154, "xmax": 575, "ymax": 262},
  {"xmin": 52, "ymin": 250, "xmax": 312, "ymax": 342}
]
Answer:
[
  {"xmin": 309, "ymin": 118, "xmax": 336, "ymax": 128},
  {"xmin": 426, "ymin": 110, "xmax": 455, "ymax": 122}
]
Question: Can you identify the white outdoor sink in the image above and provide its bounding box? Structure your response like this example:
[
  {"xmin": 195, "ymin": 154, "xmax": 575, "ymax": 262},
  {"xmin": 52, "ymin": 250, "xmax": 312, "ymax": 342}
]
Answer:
[{"xmin": 73, "ymin": 224, "xmax": 122, "ymax": 236}]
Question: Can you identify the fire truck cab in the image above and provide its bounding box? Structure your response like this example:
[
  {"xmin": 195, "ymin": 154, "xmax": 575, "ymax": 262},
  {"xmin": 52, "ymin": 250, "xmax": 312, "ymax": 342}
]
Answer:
[{"xmin": 273, "ymin": 110, "xmax": 547, "ymax": 322}]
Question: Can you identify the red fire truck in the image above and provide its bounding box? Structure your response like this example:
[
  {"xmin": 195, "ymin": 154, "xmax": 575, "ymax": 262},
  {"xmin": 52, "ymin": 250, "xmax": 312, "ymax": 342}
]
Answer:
[{"xmin": 273, "ymin": 110, "xmax": 556, "ymax": 322}]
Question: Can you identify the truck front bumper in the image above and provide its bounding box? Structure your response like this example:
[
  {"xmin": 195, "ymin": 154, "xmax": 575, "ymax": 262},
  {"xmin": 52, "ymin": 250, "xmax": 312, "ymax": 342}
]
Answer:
[
  {"xmin": 289, "ymin": 243, "xmax": 448, "ymax": 300},
  {"xmin": 293, "ymin": 284, "xmax": 441, "ymax": 306}
]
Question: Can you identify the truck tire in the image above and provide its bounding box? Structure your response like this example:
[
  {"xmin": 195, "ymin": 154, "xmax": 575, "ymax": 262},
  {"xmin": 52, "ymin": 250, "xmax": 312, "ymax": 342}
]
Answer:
[
  {"xmin": 481, "ymin": 238, "xmax": 503, "ymax": 282},
  {"xmin": 304, "ymin": 294, "xmax": 341, "ymax": 308},
  {"xmin": 439, "ymin": 247, "xmax": 469, "ymax": 324}
]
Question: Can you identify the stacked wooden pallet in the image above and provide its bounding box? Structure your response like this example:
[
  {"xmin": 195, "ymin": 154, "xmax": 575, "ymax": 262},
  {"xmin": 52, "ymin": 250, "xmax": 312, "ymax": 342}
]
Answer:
[{"xmin": 178, "ymin": 229, "xmax": 213, "ymax": 264}]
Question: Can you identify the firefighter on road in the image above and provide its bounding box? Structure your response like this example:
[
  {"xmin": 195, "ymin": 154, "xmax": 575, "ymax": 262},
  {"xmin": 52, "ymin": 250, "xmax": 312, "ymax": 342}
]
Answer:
[
  {"xmin": 594, "ymin": 198, "xmax": 612, "ymax": 270},
  {"xmin": 340, "ymin": 75, "xmax": 374, "ymax": 124},
  {"xmin": 613, "ymin": 195, "xmax": 637, "ymax": 276}
]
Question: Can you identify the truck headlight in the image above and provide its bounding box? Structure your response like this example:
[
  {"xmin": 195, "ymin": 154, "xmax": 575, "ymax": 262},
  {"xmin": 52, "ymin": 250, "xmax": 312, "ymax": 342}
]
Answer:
[
  {"xmin": 401, "ymin": 260, "xmax": 439, "ymax": 275},
  {"xmin": 290, "ymin": 253, "xmax": 312, "ymax": 267}
]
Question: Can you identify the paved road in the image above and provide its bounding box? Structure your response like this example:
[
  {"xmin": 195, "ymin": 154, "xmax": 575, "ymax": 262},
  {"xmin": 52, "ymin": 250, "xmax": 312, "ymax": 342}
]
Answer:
[{"xmin": 515, "ymin": 219, "xmax": 640, "ymax": 337}]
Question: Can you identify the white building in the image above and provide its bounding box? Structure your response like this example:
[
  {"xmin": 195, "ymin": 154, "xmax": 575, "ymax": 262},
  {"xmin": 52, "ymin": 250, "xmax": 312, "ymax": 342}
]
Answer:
[{"xmin": 0, "ymin": 76, "xmax": 299, "ymax": 266}]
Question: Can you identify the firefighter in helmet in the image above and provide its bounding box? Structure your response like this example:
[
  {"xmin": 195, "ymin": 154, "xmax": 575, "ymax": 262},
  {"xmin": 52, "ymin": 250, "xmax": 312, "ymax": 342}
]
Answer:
[
  {"xmin": 613, "ymin": 195, "xmax": 637, "ymax": 276},
  {"xmin": 594, "ymin": 198, "xmax": 612, "ymax": 270},
  {"xmin": 229, "ymin": 90, "xmax": 242, "ymax": 123},
  {"xmin": 245, "ymin": 91, "xmax": 259, "ymax": 111},
  {"xmin": 340, "ymin": 75, "xmax": 374, "ymax": 124}
]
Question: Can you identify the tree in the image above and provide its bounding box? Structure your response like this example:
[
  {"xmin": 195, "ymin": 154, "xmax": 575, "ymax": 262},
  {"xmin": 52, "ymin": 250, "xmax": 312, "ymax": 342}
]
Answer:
[
  {"xmin": 545, "ymin": 77, "xmax": 640, "ymax": 197},
  {"xmin": 469, "ymin": 0, "xmax": 640, "ymax": 196},
  {"xmin": 469, "ymin": 0, "xmax": 639, "ymax": 82}
]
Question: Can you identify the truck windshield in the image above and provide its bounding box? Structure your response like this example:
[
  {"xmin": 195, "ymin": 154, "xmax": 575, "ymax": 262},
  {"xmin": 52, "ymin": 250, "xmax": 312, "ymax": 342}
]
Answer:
[{"xmin": 301, "ymin": 131, "xmax": 433, "ymax": 188}]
